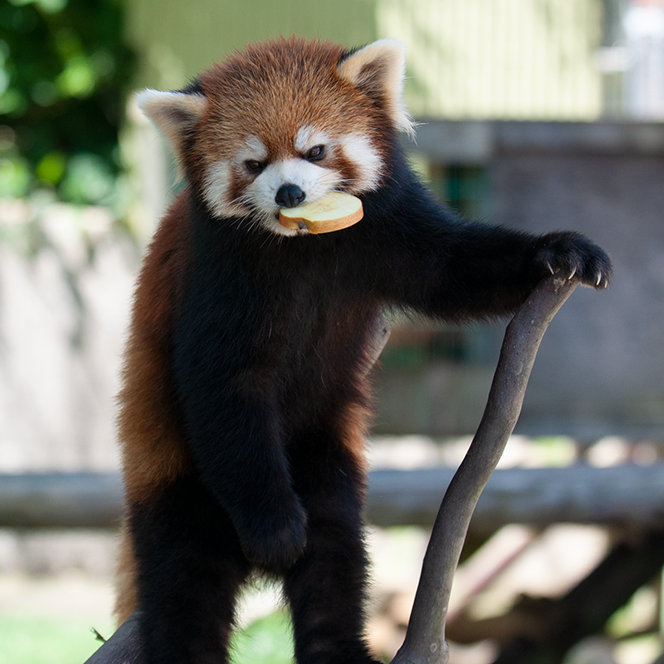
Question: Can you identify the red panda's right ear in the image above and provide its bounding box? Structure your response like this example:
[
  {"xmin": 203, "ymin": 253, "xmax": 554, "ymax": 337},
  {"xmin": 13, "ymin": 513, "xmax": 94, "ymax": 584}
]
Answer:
[
  {"xmin": 135, "ymin": 89, "xmax": 207, "ymax": 155},
  {"xmin": 337, "ymin": 39, "xmax": 414, "ymax": 139}
]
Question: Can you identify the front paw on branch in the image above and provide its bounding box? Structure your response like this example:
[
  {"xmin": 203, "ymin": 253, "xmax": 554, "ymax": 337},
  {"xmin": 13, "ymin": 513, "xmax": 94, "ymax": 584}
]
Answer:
[{"xmin": 534, "ymin": 231, "xmax": 613, "ymax": 289}]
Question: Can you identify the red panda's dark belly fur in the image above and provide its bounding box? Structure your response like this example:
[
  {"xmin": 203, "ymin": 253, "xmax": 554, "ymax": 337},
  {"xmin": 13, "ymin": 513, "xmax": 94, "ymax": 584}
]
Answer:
[
  {"xmin": 117, "ymin": 191, "xmax": 379, "ymax": 632},
  {"xmin": 255, "ymin": 284, "xmax": 378, "ymax": 432},
  {"xmin": 170, "ymin": 191, "xmax": 379, "ymax": 440},
  {"xmin": 119, "ymin": 190, "xmax": 378, "ymax": 523}
]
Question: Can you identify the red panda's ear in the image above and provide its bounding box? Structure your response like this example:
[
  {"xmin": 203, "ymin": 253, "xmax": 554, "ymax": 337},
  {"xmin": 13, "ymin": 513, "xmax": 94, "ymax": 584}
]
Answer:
[
  {"xmin": 337, "ymin": 39, "xmax": 414, "ymax": 138},
  {"xmin": 135, "ymin": 89, "xmax": 207, "ymax": 155}
]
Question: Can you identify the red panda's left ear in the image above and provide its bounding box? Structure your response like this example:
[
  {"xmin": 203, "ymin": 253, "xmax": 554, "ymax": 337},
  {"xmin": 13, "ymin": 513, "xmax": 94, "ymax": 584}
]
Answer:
[
  {"xmin": 135, "ymin": 89, "xmax": 207, "ymax": 157},
  {"xmin": 337, "ymin": 39, "xmax": 414, "ymax": 139}
]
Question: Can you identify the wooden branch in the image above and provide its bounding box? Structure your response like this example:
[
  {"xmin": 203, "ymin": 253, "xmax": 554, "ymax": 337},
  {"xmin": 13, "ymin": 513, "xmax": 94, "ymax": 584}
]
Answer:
[
  {"xmin": 391, "ymin": 275, "xmax": 578, "ymax": 664},
  {"xmin": 84, "ymin": 275, "xmax": 577, "ymax": 664},
  {"xmin": 84, "ymin": 611, "xmax": 142, "ymax": 664}
]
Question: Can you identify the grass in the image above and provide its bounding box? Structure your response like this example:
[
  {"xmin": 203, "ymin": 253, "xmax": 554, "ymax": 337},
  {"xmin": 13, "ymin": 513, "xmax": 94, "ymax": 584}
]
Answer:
[
  {"xmin": 0, "ymin": 611, "xmax": 294, "ymax": 664},
  {"xmin": 0, "ymin": 616, "xmax": 110, "ymax": 664},
  {"xmin": 231, "ymin": 610, "xmax": 295, "ymax": 664}
]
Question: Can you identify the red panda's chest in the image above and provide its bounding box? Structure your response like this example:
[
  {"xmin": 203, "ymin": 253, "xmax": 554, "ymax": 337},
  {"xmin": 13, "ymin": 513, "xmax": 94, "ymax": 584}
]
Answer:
[{"xmin": 248, "ymin": 277, "xmax": 378, "ymax": 416}]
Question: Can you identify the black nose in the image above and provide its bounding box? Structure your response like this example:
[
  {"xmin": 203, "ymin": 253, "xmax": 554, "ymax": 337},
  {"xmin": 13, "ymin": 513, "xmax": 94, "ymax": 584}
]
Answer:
[{"xmin": 275, "ymin": 184, "xmax": 306, "ymax": 208}]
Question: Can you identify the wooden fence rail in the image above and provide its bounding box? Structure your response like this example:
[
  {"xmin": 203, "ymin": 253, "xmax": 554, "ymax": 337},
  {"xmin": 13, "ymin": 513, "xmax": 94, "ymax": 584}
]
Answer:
[{"xmin": 1, "ymin": 465, "xmax": 663, "ymax": 534}]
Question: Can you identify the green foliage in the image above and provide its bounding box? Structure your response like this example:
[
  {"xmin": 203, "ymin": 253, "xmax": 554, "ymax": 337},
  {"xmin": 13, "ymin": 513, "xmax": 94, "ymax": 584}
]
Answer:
[{"xmin": 0, "ymin": 0, "xmax": 134, "ymax": 204}]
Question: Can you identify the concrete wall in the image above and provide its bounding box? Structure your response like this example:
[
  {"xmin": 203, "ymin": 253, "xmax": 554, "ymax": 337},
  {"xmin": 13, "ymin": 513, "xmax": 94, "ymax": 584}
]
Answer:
[
  {"xmin": 0, "ymin": 199, "xmax": 137, "ymax": 473},
  {"xmin": 376, "ymin": 121, "xmax": 664, "ymax": 439},
  {"xmin": 491, "ymin": 122, "xmax": 664, "ymax": 438}
]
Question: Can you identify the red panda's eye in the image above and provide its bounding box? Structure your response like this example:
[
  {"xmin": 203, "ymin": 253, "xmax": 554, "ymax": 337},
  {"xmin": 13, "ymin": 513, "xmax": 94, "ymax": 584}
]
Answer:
[
  {"xmin": 245, "ymin": 160, "xmax": 265, "ymax": 174},
  {"xmin": 306, "ymin": 145, "xmax": 325, "ymax": 161}
]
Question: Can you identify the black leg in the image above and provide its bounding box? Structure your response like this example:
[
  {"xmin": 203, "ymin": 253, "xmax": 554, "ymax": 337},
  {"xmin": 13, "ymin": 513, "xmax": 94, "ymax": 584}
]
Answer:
[
  {"xmin": 129, "ymin": 477, "xmax": 250, "ymax": 664},
  {"xmin": 284, "ymin": 428, "xmax": 380, "ymax": 664}
]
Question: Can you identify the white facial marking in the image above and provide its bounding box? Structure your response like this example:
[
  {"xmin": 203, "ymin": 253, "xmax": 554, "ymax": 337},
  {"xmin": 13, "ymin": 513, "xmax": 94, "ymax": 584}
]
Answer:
[
  {"xmin": 203, "ymin": 161, "xmax": 231, "ymax": 217},
  {"xmin": 201, "ymin": 129, "xmax": 383, "ymax": 236},
  {"xmin": 246, "ymin": 158, "xmax": 342, "ymax": 236},
  {"xmin": 295, "ymin": 125, "xmax": 331, "ymax": 154},
  {"xmin": 202, "ymin": 160, "xmax": 247, "ymax": 219},
  {"xmin": 339, "ymin": 133, "xmax": 383, "ymax": 192},
  {"xmin": 236, "ymin": 135, "xmax": 268, "ymax": 164}
]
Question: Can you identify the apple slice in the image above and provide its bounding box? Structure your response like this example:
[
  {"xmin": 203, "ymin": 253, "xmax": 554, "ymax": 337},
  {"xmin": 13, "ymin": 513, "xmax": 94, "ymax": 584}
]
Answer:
[{"xmin": 279, "ymin": 192, "xmax": 363, "ymax": 234}]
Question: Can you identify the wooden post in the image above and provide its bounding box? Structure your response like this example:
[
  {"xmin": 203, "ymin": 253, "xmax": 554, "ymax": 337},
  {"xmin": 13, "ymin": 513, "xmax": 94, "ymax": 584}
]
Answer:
[{"xmin": 391, "ymin": 275, "xmax": 578, "ymax": 664}]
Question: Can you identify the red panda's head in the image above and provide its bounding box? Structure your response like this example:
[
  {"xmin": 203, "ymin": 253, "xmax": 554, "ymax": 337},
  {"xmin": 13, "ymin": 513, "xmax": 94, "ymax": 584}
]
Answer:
[{"xmin": 137, "ymin": 37, "xmax": 414, "ymax": 236}]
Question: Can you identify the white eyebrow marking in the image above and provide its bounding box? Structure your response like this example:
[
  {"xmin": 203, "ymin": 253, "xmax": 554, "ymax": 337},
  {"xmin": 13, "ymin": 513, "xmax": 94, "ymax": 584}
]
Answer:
[
  {"xmin": 295, "ymin": 125, "xmax": 331, "ymax": 153},
  {"xmin": 236, "ymin": 135, "xmax": 268, "ymax": 163}
]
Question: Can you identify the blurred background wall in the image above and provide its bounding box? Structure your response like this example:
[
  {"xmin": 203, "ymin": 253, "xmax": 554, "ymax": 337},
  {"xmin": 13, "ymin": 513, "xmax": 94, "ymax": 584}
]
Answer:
[
  {"xmin": 1, "ymin": 1, "xmax": 664, "ymax": 663},
  {"xmin": 2, "ymin": 0, "xmax": 663, "ymax": 475}
]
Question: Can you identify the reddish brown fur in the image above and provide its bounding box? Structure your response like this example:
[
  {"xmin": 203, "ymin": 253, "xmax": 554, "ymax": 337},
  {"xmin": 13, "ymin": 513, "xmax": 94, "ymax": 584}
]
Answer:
[
  {"xmin": 114, "ymin": 194, "xmax": 195, "ymax": 621},
  {"xmin": 184, "ymin": 38, "xmax": 392, "ymax": 195},
  {"xmin": 117, "ymin": 193, "xmax": 194, "ymax": 506},
  {"xmin": 114, "ymin": 519, "xmax": 139, "ymax": 624}
]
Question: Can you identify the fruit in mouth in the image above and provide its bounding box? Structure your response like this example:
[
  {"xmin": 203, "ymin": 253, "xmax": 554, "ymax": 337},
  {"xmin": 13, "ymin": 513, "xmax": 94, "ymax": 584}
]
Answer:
[{"xmin": 278, "ymin": 192, "xmax": 364, "ymax": 234}]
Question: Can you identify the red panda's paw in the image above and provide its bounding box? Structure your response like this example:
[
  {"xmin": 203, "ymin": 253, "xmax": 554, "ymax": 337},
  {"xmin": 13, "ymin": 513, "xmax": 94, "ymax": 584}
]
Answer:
[
  {"xmin": 533, "ymin": 231, "xmax": 612, "ymax": 290},
  {"xmin": 238, "ymin": 500, "xmax": 308, "ymax": 572}
]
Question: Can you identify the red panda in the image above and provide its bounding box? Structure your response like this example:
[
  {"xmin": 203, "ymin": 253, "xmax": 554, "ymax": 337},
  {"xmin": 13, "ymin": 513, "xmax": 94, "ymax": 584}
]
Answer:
[{"xmin": 116, "ymin": 37, "xmax": 611, "ymax": 664}]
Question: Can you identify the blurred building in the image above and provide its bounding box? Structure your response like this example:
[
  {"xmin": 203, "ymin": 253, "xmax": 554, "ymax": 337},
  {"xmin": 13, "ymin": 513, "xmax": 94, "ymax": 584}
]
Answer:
[
  {"xmin": 121, "ymin": 0, "xmax": 664, "ymax": 441},
  {"xmin": 2, "ymin": 0, "xmax": 663, "ymax": 476},
  {"xmin": 0, "ymin": 8, "xmax": 661, "ymax": 662}
]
